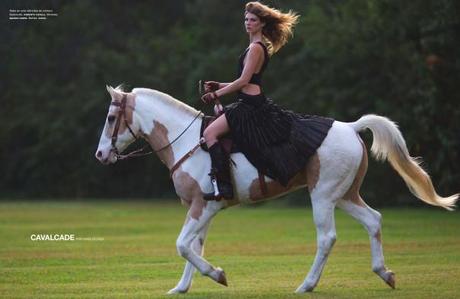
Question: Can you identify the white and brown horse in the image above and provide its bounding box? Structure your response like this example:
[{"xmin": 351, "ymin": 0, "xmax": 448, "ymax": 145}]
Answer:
[{"xmin": 95, "ymin": 85, "xmax": 458, "ymax": 294}]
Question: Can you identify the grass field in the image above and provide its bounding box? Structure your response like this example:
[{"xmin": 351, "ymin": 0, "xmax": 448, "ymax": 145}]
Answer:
[{"xmin": 0, "ymin": 200, "xmax": 459, "ymax": 298}]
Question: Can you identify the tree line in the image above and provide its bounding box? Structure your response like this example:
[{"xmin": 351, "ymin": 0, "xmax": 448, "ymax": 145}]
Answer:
[{"xmin": 2, "ymin": 0, "xmax": 459, "ymax": 207}]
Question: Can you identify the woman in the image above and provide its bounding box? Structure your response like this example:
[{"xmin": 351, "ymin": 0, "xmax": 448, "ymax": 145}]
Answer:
[{"xmin": 201, "ymin": 2, "xmax": 333, "ymax": 200}]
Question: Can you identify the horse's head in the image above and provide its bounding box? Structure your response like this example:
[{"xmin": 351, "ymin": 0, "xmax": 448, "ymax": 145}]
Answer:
[{"xmin": 95, "ymin": 85, "xmax": 140, "ymax": 164}]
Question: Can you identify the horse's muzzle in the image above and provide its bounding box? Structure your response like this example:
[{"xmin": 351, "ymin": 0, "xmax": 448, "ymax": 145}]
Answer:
[{"xmin": 95, "ymin": 148, "xmax": 117, "ymax": 164}]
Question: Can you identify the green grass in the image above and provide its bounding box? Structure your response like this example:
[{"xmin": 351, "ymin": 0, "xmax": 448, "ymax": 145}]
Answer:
[{"xmin": 0, "ymin": 200, "xmax": 459, "ymax": 298}]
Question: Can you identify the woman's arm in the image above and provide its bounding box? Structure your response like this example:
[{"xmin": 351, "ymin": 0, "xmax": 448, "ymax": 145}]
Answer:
[
  {"xmin": 218, "ymin": 83, "xmax": 230, "ymax": 89},
  {"xmin": 214, "ymin": 44, "xmax": 264, "ymax": 97},
  {"xmin": 204, "ymin": 81, "xmax": 230, "ymax": 93}
]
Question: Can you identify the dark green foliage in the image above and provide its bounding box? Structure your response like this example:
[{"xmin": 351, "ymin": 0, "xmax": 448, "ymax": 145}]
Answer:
[{"xmin": 1, "ymin": 0, "xmax": 459, "ymax": 205}]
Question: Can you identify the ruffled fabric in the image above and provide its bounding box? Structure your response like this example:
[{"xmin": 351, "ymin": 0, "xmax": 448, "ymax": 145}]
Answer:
[{"xmin": 225, "ymin": 92, "xmax": 334, "ymax": 186}]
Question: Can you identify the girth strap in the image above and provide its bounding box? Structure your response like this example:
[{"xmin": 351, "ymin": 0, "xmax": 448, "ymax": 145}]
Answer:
[{"xmin": 170, "ymin": 140, "xmax": 204, "ymax": 177}]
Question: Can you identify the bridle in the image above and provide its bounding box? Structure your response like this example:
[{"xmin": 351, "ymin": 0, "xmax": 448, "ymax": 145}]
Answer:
[
  {"xmin": 109, "ymin": 94, "xmax": 202, "ymax": 161},
  {"xmin": 109, "ymin": 94, "xmax": 143, "ymax": 160},
  {"xmin": 110, "ymin": 94, "xmax": 135, "ymax": 150}
]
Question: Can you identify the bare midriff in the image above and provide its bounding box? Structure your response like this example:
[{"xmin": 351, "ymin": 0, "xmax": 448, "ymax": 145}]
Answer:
[{"xmin": 241, "ymin": 83, "xmax": 262, "ymax": 95}]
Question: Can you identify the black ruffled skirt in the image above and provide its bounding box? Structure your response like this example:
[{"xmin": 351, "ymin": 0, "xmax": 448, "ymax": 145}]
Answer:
[{"xmin": 225, "ymin": 92, "xmax": 334, "ymax": 186}]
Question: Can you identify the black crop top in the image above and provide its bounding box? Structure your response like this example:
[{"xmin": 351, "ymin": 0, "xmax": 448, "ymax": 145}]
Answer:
[{"xmin": 237, "ymin": 41, "xmax": 269, "ymax": 86}]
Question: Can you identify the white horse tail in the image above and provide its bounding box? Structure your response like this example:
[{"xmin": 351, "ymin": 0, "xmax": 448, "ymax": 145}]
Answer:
[{"xmin": 350, "ymin": 114, "xmax": 459, "ymax": 211}]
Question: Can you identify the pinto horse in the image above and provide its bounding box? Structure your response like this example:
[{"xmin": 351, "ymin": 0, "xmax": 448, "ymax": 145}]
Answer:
[{"xmin": 95, "ymin": 85, "xmax": 458, "ymax": 294}]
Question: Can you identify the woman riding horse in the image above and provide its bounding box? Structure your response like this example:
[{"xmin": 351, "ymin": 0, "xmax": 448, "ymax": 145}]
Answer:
[{"xmin": 201, "ymin": 2, "xmax": 333, "ymax": 200}]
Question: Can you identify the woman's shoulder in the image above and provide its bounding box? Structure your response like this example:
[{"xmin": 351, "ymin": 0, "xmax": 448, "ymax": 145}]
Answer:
[
  {"xmin": 247, "ymin": 42, "xmax": 266, "ymax": 56},
  {"xmin": 249, "ymin": 41, "xmax": 267, "ymax": 50},
  {"xmin": 239, "ymin": 42, "xmax": 267, "ymax": 63}
]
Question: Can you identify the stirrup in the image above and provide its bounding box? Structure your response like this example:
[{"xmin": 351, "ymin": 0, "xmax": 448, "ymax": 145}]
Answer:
[
  {"xmin": 203, "ymin": 172, "xmax": 232, "ymax": 201},
  {"xmin": 203, "ymin": 172, "xmax": 223, "ymax": 201},
  {"xmin": 203, "ymin": 190, "xmax": 232, "ymax": 201}
]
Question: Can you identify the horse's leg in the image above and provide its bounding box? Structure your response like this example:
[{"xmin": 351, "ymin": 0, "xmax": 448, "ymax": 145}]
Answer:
[
  {"xmin": 174, "ymin": 199, "xmax": 227, "ymax": 286},
  {"xmin": 296, "ymin": 193, "xmax": 338, "ymax": 293},
  {"xmin": 337, "ymin": 198, "xmax": 395, "ymax": 289},
  {"xmin": 167, "ymin": 222, "xmax": 210, "ymax": 294},
  {"xmin": 336, "ymin": 135, "xmax": 395, "ymax": 289}
]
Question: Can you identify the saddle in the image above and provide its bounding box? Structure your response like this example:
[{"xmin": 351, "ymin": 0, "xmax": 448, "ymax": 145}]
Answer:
[{"xmin": 200, "ymin": 115, "xmax": 268, "ymax": 196}]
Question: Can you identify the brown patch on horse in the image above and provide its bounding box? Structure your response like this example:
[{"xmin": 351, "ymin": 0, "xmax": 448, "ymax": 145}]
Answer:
[
  {"xmin": 146, "ymin": 121, "xmax": 175, "ymax": 168},
  {"xmin": 306, "ymin": 154, "xmax": 320, "ymax": 192},
  {"xmin": 119, "ymin": 93, "xmax": 136, "ymax": 131},
  {"xmin": 188, "ymin": 198, "xmax": 207, "ymax": 221},
  {"xmin": 343, "ymin": 137, "xmax": 368, "ymax": 207},
  {"xmin": 248, "ymin": 153, "xmax": 320, "ymax": 201},
  {"xmin": 375, "ymin": 229, "xmax": 382, "ymax": 243},
  {"xmin": 249, "ymin": 171, "xmax": 305, "ymax": 201},
  {"xmin": 172, "ymin": 170, "xmax": 207, "ymax": 221}
]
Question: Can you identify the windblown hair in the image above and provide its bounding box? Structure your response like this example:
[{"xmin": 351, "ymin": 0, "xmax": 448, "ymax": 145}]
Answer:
[{"xmin": 245, "ymin": 1, "xmax": 299, "ymax": 55}]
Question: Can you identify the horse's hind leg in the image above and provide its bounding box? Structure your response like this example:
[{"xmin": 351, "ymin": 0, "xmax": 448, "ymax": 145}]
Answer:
[
  {"xmin": 167, "ymin": 222, "xmax": 210, "ymax": 294},
  {"xmin": 337, "ymin": 138, "xmax": 395, "ymax": 289},
  {"xmin": 337, "ymin": 198, "xmax": 395, "ymax": 289},
  {"xmin": 296, "ymin": 193, "xmax": 338, "ymax": 293}
]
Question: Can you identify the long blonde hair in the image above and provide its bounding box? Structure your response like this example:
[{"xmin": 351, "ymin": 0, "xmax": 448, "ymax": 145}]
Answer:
[{"xmin": 245, "ymin": 2, "xmax": 299, "ymax": 55}]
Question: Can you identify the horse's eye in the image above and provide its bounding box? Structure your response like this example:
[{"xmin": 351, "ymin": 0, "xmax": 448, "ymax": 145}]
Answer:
[{"xmin": 107, "ymin": 115, "xmax": 116, "ymax": 123}]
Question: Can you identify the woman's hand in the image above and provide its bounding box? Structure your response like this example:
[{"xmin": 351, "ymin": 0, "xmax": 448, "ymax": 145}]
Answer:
[
  {"xmin": 204, "ymin": 81, "xmax": 220, "ymax": 93},
  {"xmin": 201, "ymin": 91, "xmax": 218, "ymax": 104}
]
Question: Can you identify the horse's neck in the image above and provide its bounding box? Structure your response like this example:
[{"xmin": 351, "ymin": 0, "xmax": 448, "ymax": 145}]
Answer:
[{"xmin": 136, "ymin": 92, "xmax": 201, "ymax": 169}]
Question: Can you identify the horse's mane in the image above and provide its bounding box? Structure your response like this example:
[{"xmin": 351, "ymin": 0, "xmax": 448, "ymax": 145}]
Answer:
[{"xmin": 130, "ymin": 87, "xmax": 199, "ymax": 116}]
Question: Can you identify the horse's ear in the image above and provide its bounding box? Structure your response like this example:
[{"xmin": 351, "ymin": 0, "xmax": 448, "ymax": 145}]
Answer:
[{"xmin": 106, "ymin": 85, "xmax": 115, "ymax": 98}]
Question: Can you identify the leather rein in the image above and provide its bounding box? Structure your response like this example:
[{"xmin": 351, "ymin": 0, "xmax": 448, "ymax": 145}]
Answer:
[{"xmin": 110, "ymin": 94, "xmax": 203, "ymax": 171}]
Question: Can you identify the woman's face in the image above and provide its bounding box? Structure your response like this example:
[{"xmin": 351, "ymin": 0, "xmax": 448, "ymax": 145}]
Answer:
[{"xmin": 245, "ymin": 12, "xmax": 264, "ymax": 34}]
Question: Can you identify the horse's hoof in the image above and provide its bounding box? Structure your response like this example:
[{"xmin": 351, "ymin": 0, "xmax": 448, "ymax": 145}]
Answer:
[
  {"xmin": 166, "ymin": 286, "xmax": 189, "ymax": 294},
  {"xmin": 375, "ymin": 267, "xmax": 396, "ymax": 289},
  {"xmin": 385, "ymin": 271, "xmax": 396, "ymax": 289},
  {"xmin": 215, "ymin": 267, "xmax": 228, "ymax": 286}
]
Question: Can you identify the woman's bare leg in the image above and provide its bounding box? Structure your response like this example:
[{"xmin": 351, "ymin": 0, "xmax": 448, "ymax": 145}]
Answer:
[
  {"xmin": 203, "ymin": 114, "xmax": 230, "ymax": 147},
  {"xmin": 202, "ymin": 113, "xmax": 233, "ymax": 200}
]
